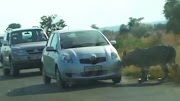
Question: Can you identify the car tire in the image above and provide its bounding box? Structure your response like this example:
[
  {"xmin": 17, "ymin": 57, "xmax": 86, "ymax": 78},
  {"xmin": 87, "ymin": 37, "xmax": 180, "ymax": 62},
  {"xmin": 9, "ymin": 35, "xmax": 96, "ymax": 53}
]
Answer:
[
  {"xmin": 56, "ymin": 68, "xmax": 66, "ymax": 89},
  {"xmin": 3, "ymin": 67, "xmax": 10, "ymax": 76},
  {"xmin": 112, "ymin": 76, "xmax": 122, "ymax": 84},
  {"xmin": 42, "ymin": 67, "xmax": 51, "ymax": 84},
  {"xmin": 10, "ymin": 61, "xmax": 19, "ymax": 77},
  {"xmin": 2, "ymin": 59, "xmax": 10, "ymax": 76}
]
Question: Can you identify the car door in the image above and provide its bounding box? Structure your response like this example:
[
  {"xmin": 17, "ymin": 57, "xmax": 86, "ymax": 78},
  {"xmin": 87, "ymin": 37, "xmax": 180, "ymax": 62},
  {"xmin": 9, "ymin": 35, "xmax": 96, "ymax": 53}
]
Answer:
[
  {"xmin": 43, "ymin": 33, "xmax": 54, "ymax": 75},
  {"xmin": 45, "ymin": 33, "xmax": 59, "ymax": 77}
]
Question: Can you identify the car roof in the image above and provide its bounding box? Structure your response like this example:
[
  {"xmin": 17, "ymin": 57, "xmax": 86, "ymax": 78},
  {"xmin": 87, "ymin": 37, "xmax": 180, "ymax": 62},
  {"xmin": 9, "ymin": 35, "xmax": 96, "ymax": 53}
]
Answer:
[
  {"xmin": 11, "ymin": 28, "xmax": 43, "ymax": 32},
  {"xmin": 54, "ymin": 28, "xmax": 98, "ymax": 34}
]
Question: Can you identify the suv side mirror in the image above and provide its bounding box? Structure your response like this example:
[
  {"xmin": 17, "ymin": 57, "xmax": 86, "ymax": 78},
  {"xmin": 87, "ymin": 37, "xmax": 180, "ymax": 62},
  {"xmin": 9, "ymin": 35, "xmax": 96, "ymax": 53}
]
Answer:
[
  {"xmin": 46, "ymin": 46, "xmax": 56, "ymax": 52},
  {"xmin": 110, "ymin": 40, "xmax": 116, "ymax": 45},
  {"xmin": 3, "ymin": 41, "xmax": 9, "ymax": 46}
]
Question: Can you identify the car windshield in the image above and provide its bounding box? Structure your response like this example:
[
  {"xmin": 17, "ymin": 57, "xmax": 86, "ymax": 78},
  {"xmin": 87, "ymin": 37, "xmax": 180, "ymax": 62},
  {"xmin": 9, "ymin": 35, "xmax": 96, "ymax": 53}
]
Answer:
[
  {"xmin": 60, "ymin": 30, "xmax": 109, "ymax": 49},
  {"xmin": 11, "ymin": 29, "xmax": 47, "ymax": 45}
]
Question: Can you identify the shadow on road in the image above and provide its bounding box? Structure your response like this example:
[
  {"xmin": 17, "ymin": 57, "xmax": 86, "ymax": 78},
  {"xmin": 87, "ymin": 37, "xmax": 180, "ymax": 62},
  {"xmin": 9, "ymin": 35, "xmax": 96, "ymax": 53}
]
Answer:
[
  {"xmin": 114, "ymin": 81, "xmax": 165, "ymax": 87},
  {"xmin": 7, "ymin": 80, "xmax": 164, "ymax": 96},
  {"xmin": 7, "ymin": 81, "xmax": 114, "ymax": 96},
  {"xmin": 0, "ymin": 71, "xmax": 42, "ymax": 81}
]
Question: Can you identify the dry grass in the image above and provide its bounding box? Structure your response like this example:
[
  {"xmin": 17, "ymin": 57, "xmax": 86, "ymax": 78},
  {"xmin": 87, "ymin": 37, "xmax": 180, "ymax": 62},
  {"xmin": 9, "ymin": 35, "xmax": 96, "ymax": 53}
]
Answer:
[{"xmin": 122, "ymin": 65, "xmax": 141, "ymax": 78}]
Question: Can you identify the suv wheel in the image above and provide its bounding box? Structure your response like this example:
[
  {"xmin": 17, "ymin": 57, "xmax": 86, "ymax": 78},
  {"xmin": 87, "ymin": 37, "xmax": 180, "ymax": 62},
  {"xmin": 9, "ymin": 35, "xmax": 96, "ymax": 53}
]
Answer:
[
  {"xmin": 112, "ymin": 76, "xmax": 122, "ymax": 84},
  {"xmin": 42, "ymin": 67, "xmax": 51, "ymax": 84},
  {"xmin": 56, "ymin": 68, "xmax": 66, "ymax": 89},
  {"xmin": 2, "ymin": 59, "xmax": 10, "ymax": 76},
  {"xmin": 3, "ymin": 67, "xmax": 10, "ymax": 76},
  {"xmin": 10, "ymin": 61, "xmax": 19, "ymax": 77}
]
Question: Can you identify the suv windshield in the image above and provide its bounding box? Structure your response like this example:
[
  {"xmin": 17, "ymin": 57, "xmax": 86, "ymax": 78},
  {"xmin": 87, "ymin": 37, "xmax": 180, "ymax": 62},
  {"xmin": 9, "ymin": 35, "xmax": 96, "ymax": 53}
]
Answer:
[
  {"xmin": 0, "ymin": 36, "xmax": 3, "ymax": 47},
  {"xmin": 11, "ymin": 29, "xmax": 47, "ymax": 45},
  {"xmin": 60, "ymin": 30, "xmax": 109, "ymax": 49}
]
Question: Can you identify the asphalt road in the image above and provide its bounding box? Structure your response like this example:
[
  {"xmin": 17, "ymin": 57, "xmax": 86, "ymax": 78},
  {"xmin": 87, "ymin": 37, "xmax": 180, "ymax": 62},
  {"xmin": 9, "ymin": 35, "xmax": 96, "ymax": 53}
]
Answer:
[{"xmin": 0, "ymin": 66, "xmax": 180, "ymax": 101}]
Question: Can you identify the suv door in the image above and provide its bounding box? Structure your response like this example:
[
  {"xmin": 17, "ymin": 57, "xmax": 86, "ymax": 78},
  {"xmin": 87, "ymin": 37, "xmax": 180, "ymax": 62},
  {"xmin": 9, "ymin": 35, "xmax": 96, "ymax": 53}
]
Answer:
[{"xmin": 2, "ymin": 32, "xmax": 11, "ymax": 67}]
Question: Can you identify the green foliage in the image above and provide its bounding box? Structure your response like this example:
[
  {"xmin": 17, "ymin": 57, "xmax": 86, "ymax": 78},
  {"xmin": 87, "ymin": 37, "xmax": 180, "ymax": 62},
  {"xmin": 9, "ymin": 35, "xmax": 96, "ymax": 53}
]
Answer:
[
  {"xmin": 128, "ymin": 17, "xmax": 144, "ymax": 30},
  {"xmin": 91, "ymin": 24, "xmax": 99, "ymax": 29},
  {"xmin": 118, "ymin": 17, "xmax": 153, "ymax": 38},
  {"xmin": 130, "ymin": 23, "xmax": 153, "ymax": 38},
  {"xmin": 154, "ymin": 23, "xmax": 166, "ymax": 30},
  {"xmin": 119, "ymin": 24, "xmax": 129, "ymax": 34},
  {"xmin": 6, "ymin": 23, "xmax": 21, "ymax": 30},
  {"xmin": 164, "ymin": 0, "xmax": 180, "ymax": 34},
  {"xmin": 115, "ymin": 33, "xmax": 162, "ymax": 53},
  {"xmin": 40, "ymin": 14, "xmax": 67, "ymax": 36},
  {"xmin": 102, "ymin": 30, "xmax": 118, "ymax": 40},
  {"xmin": 115, "ymin": 35, "xmax": 146, "ymax": 52}
]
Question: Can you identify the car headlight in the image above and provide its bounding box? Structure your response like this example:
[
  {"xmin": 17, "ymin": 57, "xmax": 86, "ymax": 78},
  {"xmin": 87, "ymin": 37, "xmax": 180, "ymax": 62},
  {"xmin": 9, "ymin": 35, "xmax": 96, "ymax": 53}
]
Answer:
[
  {"xmin": 61, "ymin": 53, "xmax": 73, "ymax": 63},
  {"xmin": 12, "ymin": 50, "xmax": 27, "ymax": 56},
  {"xmin": 111, "ymin": 52, "xmax": 118, "ymax": 59}
]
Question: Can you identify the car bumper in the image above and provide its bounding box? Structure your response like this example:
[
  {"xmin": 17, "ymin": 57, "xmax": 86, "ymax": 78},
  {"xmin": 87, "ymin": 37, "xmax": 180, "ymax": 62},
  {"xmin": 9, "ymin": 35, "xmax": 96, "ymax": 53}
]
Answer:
[
  {"xmin": 59, "ymin": 60, "xmax": 122, "ymax": 82},
  {"xmin": 12, "ymin": 56, "xmax": 42, "ymax": 69}
]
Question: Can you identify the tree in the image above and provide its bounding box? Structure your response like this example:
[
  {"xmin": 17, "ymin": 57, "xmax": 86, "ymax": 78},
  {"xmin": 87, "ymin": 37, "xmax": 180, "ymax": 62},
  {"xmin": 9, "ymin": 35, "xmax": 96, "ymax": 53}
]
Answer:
[
  {"xmin": 154, "ymin": 23, "xmax": 166, "ymax": 31},
  {"xmin": 6, "ymin": 23, "xmax": 21, "ymax": 30},
  {"xmin": 40, "ymin": 14, "xmax": 67, "ymax": 36},
  {"xmin": 130, "ymin": 23, "xmax": 153, "ymax": 38},
  {"xmin": 119, "ymin": 24, "xmax": 129, "ymax": 34},
  {"xmin": 91, "ymin": 24, "xmax": 99, "ymax": 29},
  {"xmin": 164, "ymin": 0, "xmax": 180, "ymax": 34},
  {"xmin": 128, "ymin": 17, "xmax": 144, "ymax": 30}
]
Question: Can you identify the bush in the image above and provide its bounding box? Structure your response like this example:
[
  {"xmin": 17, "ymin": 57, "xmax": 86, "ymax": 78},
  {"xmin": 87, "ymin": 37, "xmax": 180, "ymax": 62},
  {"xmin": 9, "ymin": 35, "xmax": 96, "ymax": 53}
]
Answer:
[
  {"xmin": 130, "ymin": 24, "xmax": 153, "ymax": 38},
  {"xmin": 115, "ymin": 34, "xmax": 162, "ymax": 54}
]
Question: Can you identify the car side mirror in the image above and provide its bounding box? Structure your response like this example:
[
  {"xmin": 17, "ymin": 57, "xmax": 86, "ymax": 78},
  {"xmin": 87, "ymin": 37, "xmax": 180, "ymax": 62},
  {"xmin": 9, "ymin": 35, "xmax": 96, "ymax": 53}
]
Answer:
[
  {"xmin": 110, "ymin": 40, "xmax": 116, "ymax": 45},
  {"xmin": 3, "ymin": 41, "xmax": 9, "ymax": 46},
  {"xmin": 46, "ymin": 46, "xmax": 56, "ymax": 52}
]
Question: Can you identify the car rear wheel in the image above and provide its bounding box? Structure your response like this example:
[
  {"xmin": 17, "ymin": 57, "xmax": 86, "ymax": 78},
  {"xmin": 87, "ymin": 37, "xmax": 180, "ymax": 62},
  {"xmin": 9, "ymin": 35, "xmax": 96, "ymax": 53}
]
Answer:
[
  {"xmin": 56, "ymin": 68, "xmax": 66, "ymax": 89},
  {"xmin": 42, "ymin": 67, "xmax": 51, "ymax": 84},
  {"xmin": 2, "ymin": 59, "xmax": 10, "ymax": 76},
  {"xmin": 10, "ymin": 61, "xmax": 19, "ymax": 77},
  {"xmin": 112, "ymin": 76, "xmax": 122, "ymax": 84}
]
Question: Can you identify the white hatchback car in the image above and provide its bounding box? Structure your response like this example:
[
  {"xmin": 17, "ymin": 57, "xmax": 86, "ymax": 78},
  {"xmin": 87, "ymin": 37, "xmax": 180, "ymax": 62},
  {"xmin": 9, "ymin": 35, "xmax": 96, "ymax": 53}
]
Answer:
[{"xmin": 42, "ymin": 29, "xmax": 122, "ymax": 88}]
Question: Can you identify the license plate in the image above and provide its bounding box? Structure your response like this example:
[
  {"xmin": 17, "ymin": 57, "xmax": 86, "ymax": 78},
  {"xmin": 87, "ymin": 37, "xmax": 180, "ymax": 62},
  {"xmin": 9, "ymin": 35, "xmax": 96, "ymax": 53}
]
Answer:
[{"xmin": 84, "ymin": 65, "xmax": 102, "ymax": 72}]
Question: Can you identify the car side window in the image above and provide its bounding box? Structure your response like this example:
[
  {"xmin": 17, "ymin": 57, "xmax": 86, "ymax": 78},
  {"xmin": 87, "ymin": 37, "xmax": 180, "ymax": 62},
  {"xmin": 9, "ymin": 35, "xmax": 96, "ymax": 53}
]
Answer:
[
  {"xmin": 3, "ymin": 32, "xmax": 9, "ymax": 41},
  {"xmin": 47, "ymin": 33, "xmax": 54, "ymax": 46},
  {"xmin": 50, "ymin": 33, "xmax": 58, "ymax": 49}
]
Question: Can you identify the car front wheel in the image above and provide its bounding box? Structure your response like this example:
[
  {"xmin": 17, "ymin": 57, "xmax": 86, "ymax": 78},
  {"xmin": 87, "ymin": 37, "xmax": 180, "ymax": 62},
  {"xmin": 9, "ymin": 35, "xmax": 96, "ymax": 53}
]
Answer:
[
  {"xmin": 112, "ymin": 76, "xmax": 122, "ymax": 84},
  {"xmin": 56, "ymin": 68, "xmax": 66, "ymax": 89},
  {"xmin": 3, "ymin": 67, "xmax": 10, "ymax": 76},
  {"xmin": 42, "ymin": 67, "xmax": 51, "ymax": 84},
  {"xmin": 10, "ymin": 61, "xmax": 19, "ymax": 77},
  {"xmin": 2, "ymin": 59, "xmax": 10, "ymax": 76}
]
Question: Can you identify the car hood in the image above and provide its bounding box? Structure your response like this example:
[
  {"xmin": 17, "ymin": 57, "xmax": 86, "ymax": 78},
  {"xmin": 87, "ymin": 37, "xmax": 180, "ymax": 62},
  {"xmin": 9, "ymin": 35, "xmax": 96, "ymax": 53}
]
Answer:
[
  {"xmin": 12, "ymin": 41, "xmax": 47, "ymax": 50},
  {"xmin": 60, "ymin": 45, "xmax": 116, "ymax": 59}
]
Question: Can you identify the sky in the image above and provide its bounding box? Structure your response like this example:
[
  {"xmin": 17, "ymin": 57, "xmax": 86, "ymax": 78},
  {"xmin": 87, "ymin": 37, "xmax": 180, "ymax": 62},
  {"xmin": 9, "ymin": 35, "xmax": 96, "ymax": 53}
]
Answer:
[{"xmin": 0, "ymin": 0, "xmax": 166, "ymax": 34}]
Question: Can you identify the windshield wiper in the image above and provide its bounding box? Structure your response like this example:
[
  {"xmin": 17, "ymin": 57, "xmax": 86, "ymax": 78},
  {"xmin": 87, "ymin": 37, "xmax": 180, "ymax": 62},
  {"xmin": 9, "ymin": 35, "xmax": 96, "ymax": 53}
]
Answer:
[
  {"xmin": 68, "ymin": 43, "xmax": 95, "ymax": 48},
  {"xmin": 95, "ymin": 42, "xmax": 107, "ymax": 46}
]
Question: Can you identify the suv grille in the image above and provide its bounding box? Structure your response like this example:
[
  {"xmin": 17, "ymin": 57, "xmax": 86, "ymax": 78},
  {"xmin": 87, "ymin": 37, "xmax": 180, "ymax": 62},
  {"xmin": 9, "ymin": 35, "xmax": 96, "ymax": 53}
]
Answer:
[
  {"xmin": 26, "ymin": 48, "xmax": 43, "ymax": 54},
  {"xmin": 80, "ymin": 57, "xmax": 106, "ymax": 64}
]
